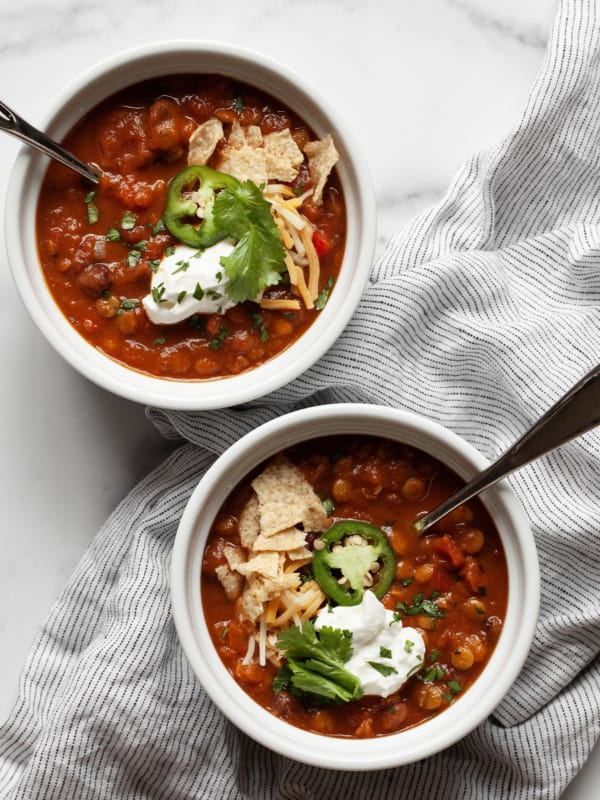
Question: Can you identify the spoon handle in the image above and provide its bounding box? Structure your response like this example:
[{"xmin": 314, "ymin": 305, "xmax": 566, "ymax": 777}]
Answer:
[
  {"xmin": 414, "ymin": 363, "xmax": 600, "ymax": 533},
  {"xmin": 0, "ymin": 100, "xmax": 99, "ymax": 184}
]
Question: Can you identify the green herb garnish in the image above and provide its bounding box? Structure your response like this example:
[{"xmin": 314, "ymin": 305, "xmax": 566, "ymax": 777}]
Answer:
[
  {"xmin": 208, "ymin": 325, "xmax": 229, "ymax": 350},
  {"xmin": 120, "ymin": 298, "xmax": 138, "ymax": 311},
  {"xmin": 322, "ymin": 497, "xmax": 335, "ymax": 515},
  {"xmin": 249, "ymin": 312, "xmax": 269, "ymax": 342},
  {"xmin": 193, "ymin": 283, "xmax": 205, "ymax": 301},
  {"xmin": 379, "ymin": 646, "xmax": 392, "ymax": 659},
  {"xmin": 212, "ymin": 179, "xmax": 286, "ymax": 303},
  {"xmin": 106, "ymin": 227, "xmax": 121, "ymax": 242},
  {"xmin": 315, "ymin": 276, "xmax": 334, "ymax": 311},
  {"xmin": 84, "ymin": 191, "xmax": 99, "ymax": 225},
  {"xmin": 151, "ymin": 283, "xmax": 166, "ymax": 304},
  {"xmin": 275, "ymin": 621, "xmax": 362, "ymax": 704},
  {"xmin": 153, "ymin": 336, "xmax": 167, "ymax": 346},
  {"xmin": 368, "ymin": 661, "xmax": 398, "ymax": 677},
  {"xmin": 121, "ymin": 211, "xmax": 137, "ymax": 230}
]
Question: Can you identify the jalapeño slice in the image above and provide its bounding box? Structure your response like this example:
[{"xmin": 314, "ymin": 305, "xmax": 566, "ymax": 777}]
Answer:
[{"xmin": 312, "ymin": 520, "xmax": 396, "ymax": 606}]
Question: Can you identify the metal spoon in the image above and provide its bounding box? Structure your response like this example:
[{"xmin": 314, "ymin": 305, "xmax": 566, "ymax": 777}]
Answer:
[
  {"xmin": 0, "ymin": 100, "xmax": 99, "ymax": 184},
  {"xmin": 414, "ymin": 363, "xmax": 600, "ymax": 534}
]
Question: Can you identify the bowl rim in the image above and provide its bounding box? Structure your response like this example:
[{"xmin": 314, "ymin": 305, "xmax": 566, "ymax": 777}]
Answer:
[
  {"xmin": 5, "ymin": 40, "xmax": 376, "ymax": 410},
  {"xmin": 170, "ymin": 403, "xmax": 540, "ymax": 770}
]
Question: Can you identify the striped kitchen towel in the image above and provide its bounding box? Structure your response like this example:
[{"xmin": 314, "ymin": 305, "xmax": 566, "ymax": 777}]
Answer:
[{"xmin": 1, "ymin": 0, "xmax": 599, "ymax": 797}]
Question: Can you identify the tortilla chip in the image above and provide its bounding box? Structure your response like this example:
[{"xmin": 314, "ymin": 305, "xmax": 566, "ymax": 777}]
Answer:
[
  {"xmin": 187, "ymin": 118, "xmax": 224, "ymax": 166},
  {"xmin": 287, "ymin": 545, "xmax": 312, "ymax": 561},
  {"xmin": 253, "ymin": 527, "xmax": 307, "ymax": 553},
  {"xmin": 239, "ymin": 587, "xmax": 265, "ymax": 622},
  {"xmin": 251, "ymin": 456, "xmax": 328, "ymax": 537},
  {"xmin": 264, "ymin": 129, "xmax": 303, "ymax": 182},
  {"xmin": 215, "ymin": 564, "xmax": 243, "ymax": 602},
  {"xmin": 239, "ymin": 494, "xmax": 260, "ymax": 548},
  {"xmin": 236, "ymin": 552, "xmax": 282, "ymax": 579},
  {"xmin": 217, "ymin": 121, "xmax": 267, "ymax": 184},
  {"xmin": 218, "ymin": 145, "xmax": 268, "ymax": 185},
  {"xmin": 223, "ymin": 544, "xmax": 245, "ymax": 571},
  {"xmin": 303, "ymin": 134, "xmax": 339, "ymax": 204}
]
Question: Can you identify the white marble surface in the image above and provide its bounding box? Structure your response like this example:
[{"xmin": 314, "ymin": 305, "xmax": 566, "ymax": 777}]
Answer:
[{"xmin": 1, "ymin": 0, "xmax": 598, "ymax": 796}]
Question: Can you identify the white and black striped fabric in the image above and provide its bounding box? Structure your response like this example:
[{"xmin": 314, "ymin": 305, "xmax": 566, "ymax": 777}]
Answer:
[{"xmin": 2, "ymin": 1, "xmax": 600, "ymax": 797}]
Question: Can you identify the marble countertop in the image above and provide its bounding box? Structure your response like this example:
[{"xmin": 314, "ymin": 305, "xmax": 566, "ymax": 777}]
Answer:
[{"xmin": 1, "ymin": 0, "xmax": 597, "ymax": 796}]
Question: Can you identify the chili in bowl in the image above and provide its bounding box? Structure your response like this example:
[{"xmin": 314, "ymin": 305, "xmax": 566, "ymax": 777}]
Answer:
[
  {"xmin": 171, "ymin": 404, "xmax": 539, "ymax": 770},
  {"xmin": 6, "ymin": 42, "xmax": 374, "ymax": 409}
]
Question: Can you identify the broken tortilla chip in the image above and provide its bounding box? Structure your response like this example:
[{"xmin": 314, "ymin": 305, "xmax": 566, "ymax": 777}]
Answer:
[
  {"xmin": 236, "ymin": 552, "xmax": 282, "ymax": 579},
  {"xmin": 251, "ymin": 455, "xmax": 329, "ymax": 537},
  {"xmin": 252, "ymin": 527, "xmax": 307, "ymax": 553},
  {"xmin": 263, "ymin": 129, "xmax": 303, "ymax": 182},
  {"xmin": 215, "ymin": 563, "xmax": 243, "ymax": 602},
  {"xmin": 239, "ymin": 494, "xmax": 260, "ymax": 548},
  {"xmin": 187, "ymin": 118, "xmax": 224, "ymax": 166},
  {"xmin": 303, "ymin": 134, "xmax": 339, "ymax": 205}
]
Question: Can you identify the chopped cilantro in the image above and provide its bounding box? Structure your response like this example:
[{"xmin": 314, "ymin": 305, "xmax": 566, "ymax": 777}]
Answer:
[
  {"xmin": 193, "ymin": 283, "xmax": 205, "ymax": 301},
  {"xmin": 234, "ymin": 96, "xmax": 244, "ymax": 113},
  {"xmin": 396, "ymin": 592, "xmax": 445, "ymax": 622},
  {"xmin": 177, "ymin": 290, "xmax": 187, "ymax": 304},
  {"xmin": 322, "ymin": 497, "xmax": 335, "ymax": 515},
  {"xmin": 404, "ymin": 640, "xmax": 415, "ymax": 653},
  {"xmin": 84, "ymin": 190, "xmax": 99, "ymax": 225},
  {"xmin": 448, "ymin": 680, "xmax": 462, "ymax": 695},
  {"xmin": 379, "ymin": 646, "xmax": 392, "ymax": 659},
  {"xmin": 165, "ymin": 245, "xmax": 176, "ymax": 257},
  {"xmin": 106, "ymin": 227, "xmax": 121, "ymax": 242},
  {"xmin": 121, "ymin": 211, "xmax": 137, "ymax": 230},
  {"xmin": 315, "ymin": 276, "xmax": 334, "ymax": 311},
  {"xmin": 208, "ymin": 325, "xmax": 229, "ymax": 350},
  {"xmin": 400, "ymin": 576, "xmax": 414, "ymax": 587},
  {"xmin": 428, "ymin": 649, "xmax": 440, "ymax": 663},
  {"xmin": 249, "ymin": 312, "xmax": 269, "ymax": 342},
  {"xmin": 368, "ymin": 661, "xmax": 398, "ymax": 677},
  {"xmin": 153, "ymin": 336, "xmax": 167, "ymax": 346},
  {"xmin": 151, "ymin": 283, "xmax": 166, "ymax": 304},
  {"xmin": 172, "ymin": 260, "xmax": 190, "ymax": 274},
  {"xmin": 188, "ymin": 315, "xmax": 205, "ymax": 333},
  {"xmin": 149, "ymin": 260, "xmax": 161, "ymax": 273},
  {"xmin": 128, "ymin": 250, "xmax": 142, "ymax": 268},
  {"xmin": 418, "ymin": 664, "xmax": 445, "ymax": 683},
  {"xmin": 151, "ymin": 217, "xmax": 166, "ymax": 235},
  {"xmin": 442, "ymin": 692, "xmax": 455, "ymax": 704},
  {"xmin": 120, "ymin": 298, "xmax": 138, "ymax": 311}
]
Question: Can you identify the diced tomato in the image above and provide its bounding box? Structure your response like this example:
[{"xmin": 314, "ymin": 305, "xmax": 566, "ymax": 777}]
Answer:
[
  {"xmin": 312, "ymin": 229, "xmax": 333, "ymax": 258},
  {"xmin": 432, "ymin": 535, "xmax": 465, "ymax": 567}
]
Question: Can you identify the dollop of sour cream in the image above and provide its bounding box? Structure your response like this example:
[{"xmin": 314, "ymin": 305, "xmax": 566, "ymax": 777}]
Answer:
[
  {"xmin": 142, "ymin": 241, "xmax": 235, "ymax": 324},
  {"xmin": 314, "ymin": 590, "xmax": 425, "ymax": 698}
]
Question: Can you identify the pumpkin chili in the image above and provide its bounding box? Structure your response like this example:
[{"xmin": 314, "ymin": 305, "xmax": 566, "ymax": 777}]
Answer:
[
  {"xmin": 201, "ymin": 435, "xmax": 508, "ymax": 739},
  {"xmin": 36, "ymin": 75, "xmax": 346, "ymax": 379}
]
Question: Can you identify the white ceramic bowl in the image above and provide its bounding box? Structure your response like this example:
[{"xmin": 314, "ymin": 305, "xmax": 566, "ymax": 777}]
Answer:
[
  {"xmin": 5, "ymin": 41, "xmax": 375, "ymax": 410},
  {"xmin": 171, "ymin": 403, "xmax": 539, "ymax": 770}
]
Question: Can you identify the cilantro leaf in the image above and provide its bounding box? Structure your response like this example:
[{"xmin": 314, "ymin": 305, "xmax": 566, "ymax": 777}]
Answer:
[
  {"xmin": 212, "ymin": 180, "xmax": 286, "ymax": 303},
  {"xmin": 368, "ymin": 661, "xmax": 398, "ymax": 677},
  {"xmin": 275, "ymin": 621, "xmax": 362, "ymax": 704}
]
